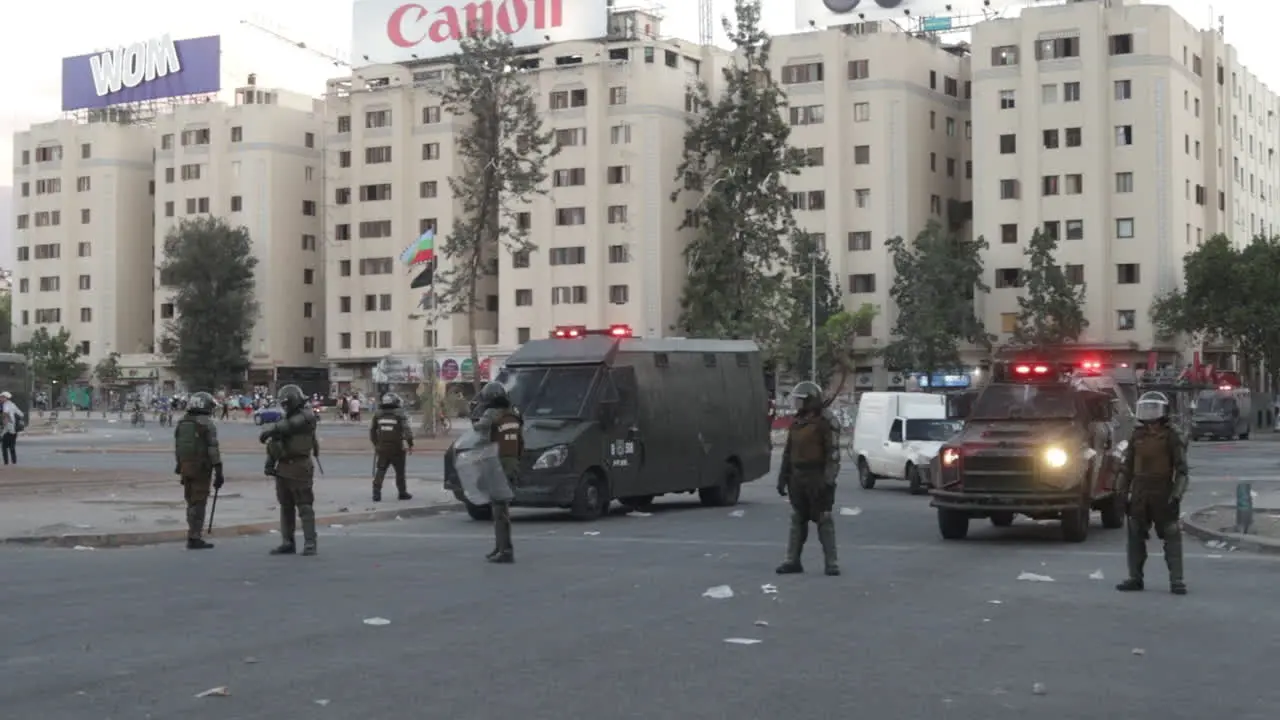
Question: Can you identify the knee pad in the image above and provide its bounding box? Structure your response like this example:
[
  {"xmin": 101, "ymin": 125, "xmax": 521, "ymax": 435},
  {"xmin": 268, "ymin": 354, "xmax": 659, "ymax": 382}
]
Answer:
[
  {"xmin": 1160, "ymin": 522, "xmax": 1181, "ymax": 540},
  {"xmin": 817, "ymin": 512, "xmax": 833, "ymax": 524},
  {"xmin": 789, "ymin": 510, "xmax": 804, "ymax": 524},
  {"xmin": 297, "ymin": 504, "xmax": 315, "ymax": 519}
]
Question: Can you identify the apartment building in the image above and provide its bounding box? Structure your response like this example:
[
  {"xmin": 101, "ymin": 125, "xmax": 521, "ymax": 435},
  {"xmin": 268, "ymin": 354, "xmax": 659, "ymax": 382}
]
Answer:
[
  {"xmin": 143, "ymin": 84, "xmax": 326, "ymax": 385},
  {"xmin": 323, "ymin": 9, "xmax": 720, "ymax": 387},
  {"xmin": 970, "ymin": 0, "xmax": 1279, "ymax": 361},
  {"xmin": 772, "ymin": 24, "xmax": 973, "ymax": 386},
  {"xmin": 10, "ymin": 118, "xmax": 154, "ymax": 367}
]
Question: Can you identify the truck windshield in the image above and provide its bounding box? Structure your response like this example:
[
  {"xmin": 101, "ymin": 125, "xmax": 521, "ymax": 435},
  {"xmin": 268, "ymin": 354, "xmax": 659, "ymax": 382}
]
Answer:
[
  {"xmin": 970, "ymin": 384, "xmax": 1077, "ymax": 420},
  {"xmin": 504, "ymin": 366, "xmax": 599, "ymax": 419},
  {"xmin": 904, "ymin": 419, "xmax": 963, "ymax": 441}
]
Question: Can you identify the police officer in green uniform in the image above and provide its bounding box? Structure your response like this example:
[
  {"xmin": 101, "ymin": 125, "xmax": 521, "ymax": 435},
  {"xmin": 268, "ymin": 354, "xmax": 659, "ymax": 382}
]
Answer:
[
  {"xmin": 370, "ymin": 393, "xmax": 414, "ymax": 502},
  {"xmin": 775, "ymin": 381, "xmax": 841, "ymax": 576},
  {"xmin": 473, "ymin": 381, "xmax": 522, "ymax": 563},
  {"xmin": 173, "ymin": 391, "xmax": 223, "ymax": 550},
  {"xmin": 259, "ymin": 384, "xmax": 321, "ymax": 556},
  {"xmin": 1116, "ymin": 391, "xmax": 1189, "ymax": 595}
]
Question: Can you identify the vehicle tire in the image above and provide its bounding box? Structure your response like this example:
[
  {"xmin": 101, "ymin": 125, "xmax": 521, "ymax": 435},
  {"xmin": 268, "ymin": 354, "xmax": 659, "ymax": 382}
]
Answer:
[
  {"xmin": 857, "ymin": 458, "xmax": 877, "ymax": 490},
  {"xmin": 1191, "ymin": 435, "xmax": 1201, "ymax": 442},
  {"xmin": 699, "ymin": 462, "xmax": 743, "ymax": 507},
  {"xmin": 620, "ymin": 495, "xmax": 655, "ymax": 511},
  {"xmin": 571, "ymin": 472, "xmax": 610, "ymax": 520},
  {"xmin": 1060, "ymin": 498, "xmax": 1090, "ymax": 543},
  {"xmin": 1099, "ymin": 493, "xmax": 1125, "ymax": 529},
  {"xmin": 937, "ymin": 509, "xmax": 969, "ymax": 540},
  {"xmin": 254, "ymin": 415, "xmax": 264, "ymax": 426},
  {"xmin": 989, "ymin": 512, "xmax": 1014, "ymax": 527},
  {"xmin": 907, "ymin": 464, "xmax": 926, "ymax": 495},
  {"xmin": 463, "ymin": 499, "xmax": 492, "ymax": 521}
]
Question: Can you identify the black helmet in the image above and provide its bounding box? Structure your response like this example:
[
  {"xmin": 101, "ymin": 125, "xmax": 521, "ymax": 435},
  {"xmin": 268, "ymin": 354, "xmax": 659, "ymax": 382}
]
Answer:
[
  {"xmin": 380, "ymin": 392, "xmax": 401, "ymax": 409},
  {"xmin": 790, "ymin": 381, "xmax": 823, "ymax": 412},
  {"xmin": 477, "ymin": 381, "xmax": 509, "ymax": 408},
  {"xmin": 187, "ymin": 391, "xmax": 215, "ymax": 415},
  {"xmin": 278, "ymin": 384, "xmax": 307, "ymax": 413}
]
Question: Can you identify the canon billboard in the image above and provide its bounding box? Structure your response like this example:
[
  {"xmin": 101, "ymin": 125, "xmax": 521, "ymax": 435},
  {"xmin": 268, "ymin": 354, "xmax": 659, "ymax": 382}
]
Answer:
[
  {"xmin": 795, "ymin": 0, "xmax": 971, "ymax": 27},
  {"xmin": 352, "ymin": 0, "xmax": 608, "ymax": 64},
  {"xmin": 61, "ymin": 34, "xmax": 222, "ymax": 112}
]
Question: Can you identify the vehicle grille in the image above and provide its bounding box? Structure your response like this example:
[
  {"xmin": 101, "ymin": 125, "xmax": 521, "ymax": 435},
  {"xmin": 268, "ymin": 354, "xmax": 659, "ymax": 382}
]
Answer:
[{"xmin": 961, "ymin": 454, "xmax": 1038, "ymax": 492}]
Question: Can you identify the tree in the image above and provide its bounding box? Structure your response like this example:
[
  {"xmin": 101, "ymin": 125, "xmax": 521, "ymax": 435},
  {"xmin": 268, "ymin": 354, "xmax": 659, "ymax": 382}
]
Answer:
[
  {"xmin": 15, "ymin": 326, "xmax": 87, "ymax": 390},
  {"xmin": 0, "ymin": 293, "xmax": 11, "ymax": 351},
  {"xmin": 883, "ymin": 221, "xmax": 991, "ymax": 376},
  {"xmin": 673, "ymin": 0, "xmax": 809, "ymax": 343},
  {"xmin": 159, "ymin": 216, "xmax": 258, "ymax": 391},
  {"xmin": 1011, "ymin": 228, "xmax": 1088, "ymax": 348},
  {"xmin": 778, "ymin": 231, "xmax": 841, "ymax": 383},
  {"xmin": 824, "ymin": 303, "xmax": 881, "ymax": 396},
  {"xmin": 433, "ymin": 30, "xmax": 558, "ymax": 392},
  {"xmin": 94, "ymin": 351, "xmax": 122, "ymax": 386}
]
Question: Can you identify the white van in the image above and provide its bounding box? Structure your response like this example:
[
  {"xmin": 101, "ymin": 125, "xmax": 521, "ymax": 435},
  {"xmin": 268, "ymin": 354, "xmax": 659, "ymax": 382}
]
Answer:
[{"xmin": 852, "ymin": 392, "xmax": 961, "ymax": 495}]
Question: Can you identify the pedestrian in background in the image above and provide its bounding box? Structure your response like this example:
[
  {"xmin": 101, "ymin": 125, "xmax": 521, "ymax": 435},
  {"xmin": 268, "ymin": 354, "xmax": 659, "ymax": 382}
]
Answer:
[{"xmin": 1, "ymin": 391, "xmax": 23, "ymax": 465}]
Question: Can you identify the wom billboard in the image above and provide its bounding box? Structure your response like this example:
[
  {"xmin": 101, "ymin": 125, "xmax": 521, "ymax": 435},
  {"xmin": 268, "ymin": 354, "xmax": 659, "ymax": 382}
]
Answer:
[
  {"xmin": 796, "ymin": 0, "xmax": 972, "ymax": 27},
  {"xmin": 352, "ymin": 0, "xmax": 608, "ymax": 65},
  {"xmin": 62, "ymin": 35, "xmax": 221, "ymax": 112}
]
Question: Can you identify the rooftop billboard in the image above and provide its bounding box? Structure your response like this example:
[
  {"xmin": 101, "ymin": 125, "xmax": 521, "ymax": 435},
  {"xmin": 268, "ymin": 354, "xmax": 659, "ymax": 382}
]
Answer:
[
  {"xmin": 61, "ymin": 34, "xmax": 222, "ymax": 112},
  {"xmin": 352, "ymin": 0, "xmax": 607, "ymax": 65},
  {"xmin": 795, "ymin": 0, "xmax": 971, "ymax": 27}
]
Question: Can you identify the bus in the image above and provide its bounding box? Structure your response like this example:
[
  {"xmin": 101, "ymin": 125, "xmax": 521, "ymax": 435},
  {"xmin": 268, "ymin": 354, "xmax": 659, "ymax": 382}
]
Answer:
[{"xmin": 0, "ymin": 353, "xmax": 33, "ymax": 416}]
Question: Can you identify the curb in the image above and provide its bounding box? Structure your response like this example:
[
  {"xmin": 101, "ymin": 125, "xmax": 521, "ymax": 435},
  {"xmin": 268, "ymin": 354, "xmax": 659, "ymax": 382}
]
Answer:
[
  {"xmin": 1, "ymin": 501, "xmax": 463, "ymax": 549},
  {"xmin": 54, "ymin": 448, "xmax": 449, "ymax": 456},
  {"xmin": 1180, "ymin": 503, "xmax": 1280, "ymax": 555}
]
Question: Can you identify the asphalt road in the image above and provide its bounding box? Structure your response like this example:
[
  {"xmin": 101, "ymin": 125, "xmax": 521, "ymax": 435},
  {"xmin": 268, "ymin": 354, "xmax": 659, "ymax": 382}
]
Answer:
[{"xmin": 2, "ymin": 438, "xmax": 1279, "ymax": 719}]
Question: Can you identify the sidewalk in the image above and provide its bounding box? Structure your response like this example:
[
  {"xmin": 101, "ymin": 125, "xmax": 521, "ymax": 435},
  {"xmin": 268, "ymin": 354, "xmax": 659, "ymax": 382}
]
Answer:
[
  {"xmin": 1182, "ymin": 487, "xmax": 1280, "ymax": 554},
  {"xmin": 55, "ymin": 434, "xmax": 458, "ymax": 455},
  {"xmin": 0, "ymin": 471, "xmax": 458, "ymax": 549}
]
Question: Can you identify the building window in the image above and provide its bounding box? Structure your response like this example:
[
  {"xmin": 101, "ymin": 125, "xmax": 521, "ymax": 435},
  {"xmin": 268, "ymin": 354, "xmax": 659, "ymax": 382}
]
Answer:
[
  {"xmin": 991, "ymin": 46, "xmax": 1018, "ymax": 66},
  {"xmin": 1065, "ymin": 127, "xmax": 1082, "ymax": 147},
  {"xmin": 854, "ymin": 189, "xmax": 870, "ymax": 207},
  {"xmin": 608, "ymin": 86, "xmax": 627, "ymax": 105},
  {"xmin": 422, "ymin": 143, "xmax": 441, "ymax": 160},
  {"xmin": 790, "ymin": 105, "xmax": 825, "ymax": 125},
  {"xmin": 551, "ymin": 286, "xmax": 587, "ymax": 304},
  {"xmin": 365, "ymin": 146, "xmax": 392, "ymax": 164},
  {"xmin": 80, "ymin": 209, "xmax": 90, "ymax": 224},
  {"xmin": 512, "ymin": 250, "xmax": 530, "ymax": 268},
  {"xmin": 555, "ymin": 207, "xmax": 586, "ymax": 226},
  {"xmin": 422, "ymin": 106, "xmax": 441, "ymax": 124},
  {"xmin": 555, "ymin": 127, "xmax": 587, "ymax": 147},
  {"xmin": 1116, "ymin": 310, "xmax": 1136, "ymax": 330},
  {"xmin": 1114, "ymin": 80, "xmax": 1131, "ymax": 100},
  {"xmin": 848, "ymin": 274, "xmax": 875, "ymax": 293},
  {"xmin": 231, "ymin": 196, "xmax": 242, "ymax": 212},
  {"xmin": 303, "ymin": 269, "xmax": 315, "ymax": 285},
  {"xmin": 80, "ymin": 307, "xmax": 92, "ymax": 322},
  {"xmin": 78, "ymin": 274, "xmax": 91, "ymax": 290},
  {"xmin": 853, "ymin": 103, "xmax": 869, "ymax": 122},
  {"xmin": 854, "ymin": 145, "xmax": 870, "ymax": 164},
  {"xmin": 609, "ymin": 285, "xmax": 629, "ymax": 304},
  {"xmin": 517, "ymin": 327, "xmax": 531, "ymax": 344},
  {"xmin": 1117, "ymin": 264, "xmax": 1140, "ymax": 284},
  {"xmin": 231, "ymin": 126, "xmax": 243, "ymax": 142},
  {"xmin": 1063, "ymin": 82, "xmax": 1081, "ymax": 102},
  {"xmin": 1041, "ymin": 83, "xmax": 1058, "ymax": 104},
  {"xmin": 781, "ymin": 62, "xmax": 823, "ymax": 84},
  {"xmin": 302, "ymin": 200, "xmax": 317, "ymax": 216},
  {"xmin": 337, "ymin": 116, "xmax": 351, "ymax": 133},
  {"xmin": 1000, "ymin": 224, "xmax": 1018, "ymax": 244},
  {"xmin": 610, "ymin": 124, "xmax": 631, "ymax": 144},
  {"xmin": 1065, "ymin": 219, "xmax": 1084, "ymax": 240},
  {"xmin": 1064, "ymin": 174, "xmax": 1083, "ymax": 194},
  {"xmin": 515, "ymin": 289, "xmax": 533, "ymax": 306},
  {"xmin": 995, "ymin": 269, "xmax": 1022, "ymax": 288},
  {"xmin": 549, "ymin": 247, "xmax": 586, "ymax": 266},
  {"xmin": 553, "ymin": 168, "xmax": 586, "ymax": 186},
  {"xmin": 1116, "ymin": 218, "xmax": 1135, "ymax": 238},
  {"xmin": 1042, "ymin": 176, "xmax": 1060, "ymax": 196},
  {"xmin": 848, "ymin": 59, "xmax": 869, "ymax": 79},
  {"xmin": 1109, "ymin": 34, "xmax": 1133, "ymax": 55},
  {"xmin": 1115, "ymin": 125, "xmax": 1133, "ymax": 146},
  {"xmin": 608, "ymin": 244, "xmax": 629, "ymax": 263},
  {"xmin": 999, "ymin": 90, "xmax": 1016, "ymax": 109},
  {"xmin": 420, "ymin": 181, "xmax": 438, "ymax": 198},
  {"xmin": 606, "ymin": 165, "xmax": 630, "ymax": 184},
  {"xmin": 1001, "ymin": 313, "xmax": 1018, "ymax": 334},
  {"xmin": 607, "ymin": 205, "xmax": 628, "ymax": 224},
  {"xmin": 999, "ymin": 134, "xmax": 1016, "ymax": 154},
  {"xmin": 366, "ymin": 110, "xmax": 391, "ymax": 128},
  {"xmin": 1036, "ymin": 36, "xmax": 1079, "ymax": 60},
  {"xmin": 848, "ymin": 231, "xmax": 871, "ymax": 251},
  {"xmin": 339, "ymin": 333, "xmax": 351, "ymax": 350},
  {"xmin": 1043, "ymin": 221, "xmax": 1060, "ymax": 241}
]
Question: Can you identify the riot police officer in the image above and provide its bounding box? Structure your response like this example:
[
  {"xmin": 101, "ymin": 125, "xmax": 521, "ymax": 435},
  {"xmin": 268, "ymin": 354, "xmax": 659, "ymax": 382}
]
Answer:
[
  {"xmin": 775, "ymin": 382, "xmax": 841, "ymax": 576},
  {"xmin": 173, "ymin": 391, "xmax": 223, "ymax": 550},
  {"xmin": 259, "ymin": 384, "xmax": 321, "ymax": 556},
  {"xmin": 473, "ymin": 381, "xmax": 522, "ymax": 563},
  {"xmin": 370, "ymin": 393, "xmax": 414, "ymax": 502},
  {"xmin": 1116, "ymin": 391, "xmax": 1189, "ymax": 595}
]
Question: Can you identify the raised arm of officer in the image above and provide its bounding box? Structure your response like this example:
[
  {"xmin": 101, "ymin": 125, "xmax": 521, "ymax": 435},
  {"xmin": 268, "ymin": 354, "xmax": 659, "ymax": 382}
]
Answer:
[
  {"xmin": 1116, "ymin": 433, "xmax": 1136, "ymax": 497},
  {"xmin": 821, "ymin": 409, "xmax": 841, "ymax": 484}
]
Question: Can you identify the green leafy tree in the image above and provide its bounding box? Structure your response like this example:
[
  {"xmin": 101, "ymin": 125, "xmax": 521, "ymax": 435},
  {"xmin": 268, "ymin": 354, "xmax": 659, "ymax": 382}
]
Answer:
[
  {"xmin": 434, "ymin": 30, "xmax": 558, "ymax": 392},
  {"xmin": 158, "ymin": 216, "xmax": 258, "ymax": 391},
  {"xmin": 93, "ymin": 351, "xmax": 122, "ymax": 386},
  {"xmin": 673, "ymin": 0, "xmax": 808, "ymax": 342},
  {"xmin": 1012, "ymin": 228, "xmax": 1088, "ymax": 347},
  {"xmin": 883, "ymin": 221, "xmax": 991, "ymax": 376},
  {"xmin": 0, "ymin": 292, "xmax": 11, "ymax": 351},
  {"xmin": 780, "ymin": 231, "xmax": 841, "ymax": 382},
  {"xmin": 824, "ymin": 303, "xmax": 881, "ymax": 396},
  {"xmin": 15, "ymin": 326, "xmax": 87, "ymax": 390}
]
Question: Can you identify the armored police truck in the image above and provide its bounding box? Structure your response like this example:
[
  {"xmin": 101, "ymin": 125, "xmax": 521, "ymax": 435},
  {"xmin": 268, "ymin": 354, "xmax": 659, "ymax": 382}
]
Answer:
[{"xmin": 444, "ymin": 325, "xmax": 772, "ymax": 521}]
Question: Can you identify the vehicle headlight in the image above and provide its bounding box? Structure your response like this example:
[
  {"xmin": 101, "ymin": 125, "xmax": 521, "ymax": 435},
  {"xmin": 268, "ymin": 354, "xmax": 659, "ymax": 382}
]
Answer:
[
  {"xmin": 532, "ymin": 445, "xmax": 569, "ymax": 470},
  {"xmin": 941, "ymin": 448, "xmax": 960, "ymax": 466},
  {"xmin": 1043, "ymin": 447, "xmax": 1069, "ymax": 468}
]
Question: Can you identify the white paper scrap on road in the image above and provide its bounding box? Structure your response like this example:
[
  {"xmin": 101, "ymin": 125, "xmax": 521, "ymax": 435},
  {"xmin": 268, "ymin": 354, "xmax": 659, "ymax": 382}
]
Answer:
[
  {"xmin": 754, "ymin": 620, "xmax": 769, "ymax": 627},
  {"xmin": 627, "ymin": 511, "xmax": 653, "ymax": 517},
  {"xmin": 329, "ymin": 524, "xmax": 345, "ymax": 528},
  {"xmin": 72, "ymin": 545, "xmax": 96, "ymax": 551},
  {"xmin": 195, "ymin": 686, "xmax": 229, "ymax": 698},
  {"xmin": 987, "ymin": 600, "xmax": 1003, "ymax": 605},
  {"xmin": 1032, "ymin": 683, "xmax": 1047, "ymax": 695},
  {"xmin": 1017, "ymin": 572, "xmax": 1055, "ymax": 582},
  {"xmin": 729, "ymin": 510, "xmax": 745, "ymax": 518},
  {"xmin": 1088, "ymin": 570, "xmax": 1105, "ymax": 580},
  {"xmin": 724, "ymin": 638, "xmax": 762, "ymax": 645},
  {"xmin": 1132, "ymin": 648, "xmax": 1145, "ymax": 656},
  {"xmin": 839, "ymin": 507, "xmax": 862, "ymax": 517},
  {"xmin": 1206, "ymin": 553, "xmax": 1224, "ymax": 558},
  {"xmin": 760, "ymin": 584, "xmax": 778, "ymax": 595},
  {"xmin": 362, "ymin": 617, "xmax": 392, "ymax": 626},
  {"xmin": 315, "ymin": 699, "xmax": 331, "ymax": 706},
  {"xmin": 1205, "ymin": 539, "xmax": 1228, "ymax": 549},
  {"xmin": 702, "ymin": 585, "xmax": 734, "ymax": 599},
  {"xmin": 583, "ymin": 531, "xmax": 601, "ymax": 536}
]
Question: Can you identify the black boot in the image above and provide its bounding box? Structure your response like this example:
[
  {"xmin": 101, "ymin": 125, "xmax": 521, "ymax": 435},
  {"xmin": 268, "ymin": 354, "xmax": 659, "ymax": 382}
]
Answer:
[
  {"xmin": 372, "ymin": 487, "xmax": 382, "ymax": 502},
  {"xmin": 775, "ymin": 515, "xmax": 807, "ymax": 574},
  {"xmin": 299, "ymin": 505, "xmax": 318, "ymax": 556},
  {"xmin": 817, "ymin": 516, "xmax": 840, "ymax": 576},
  {"xmin": 1116, "ymin": 578, "xmax": 1144, "ymax": 591},
  {"xmin": 398, "ymin": 491, "xmax": 413, "ymax": 500},
  {"xmin": 187, "ymin": 538, "xmax": 214, "ymax": 550},
  {"xmin": 488, "ymin": 550, "xmax": 514, "ymax": 563},
  {"xmin": 269, "ymin": 542, "xmax": 296, "ymax": 555}
]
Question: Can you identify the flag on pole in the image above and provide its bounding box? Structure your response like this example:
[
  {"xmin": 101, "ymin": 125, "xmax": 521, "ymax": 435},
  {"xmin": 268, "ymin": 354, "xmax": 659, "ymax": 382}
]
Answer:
[
  {"xmin": 410, "ymin": 262, "xmax": 434, "ymax": 288},
  {"xmin": 399, "ymin": 229, "xmax": 435, "ymax": 266}
]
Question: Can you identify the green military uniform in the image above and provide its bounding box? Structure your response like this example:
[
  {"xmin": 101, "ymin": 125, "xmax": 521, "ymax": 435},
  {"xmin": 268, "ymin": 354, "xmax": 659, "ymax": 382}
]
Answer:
[
  {"xmin": 473, "ymin": 381, "xmax": 521, "ymax": 563},
  {"xmin": 173, "ymin": 391, "xmax": 223, "ymax": 550},
  {"xmin": 260, "ymin": 385, "xmax": 321, "ymax": 556},
  {"xmin": 1117, "ymin": 393, "xmax": 1189, "ymax": 595},
  {"xmin": 776, "ymin": 383, "xmax": 841, "ymax": 576},
  {"xmin": 370, "ymin": 395, "xmax": 414, "ymax": 502}
]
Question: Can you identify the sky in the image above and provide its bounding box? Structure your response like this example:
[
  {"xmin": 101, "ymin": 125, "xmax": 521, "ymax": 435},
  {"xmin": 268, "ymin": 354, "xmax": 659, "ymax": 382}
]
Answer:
[{"xmin": 0, "ymin": 0, "xmax": 1269, "ymax": 219}]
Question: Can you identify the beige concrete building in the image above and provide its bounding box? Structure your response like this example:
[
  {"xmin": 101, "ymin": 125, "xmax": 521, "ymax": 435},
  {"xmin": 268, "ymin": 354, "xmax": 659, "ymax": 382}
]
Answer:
[
  {"xmin": 138, "ymin": 84, "xmax": 326, "ymax": 386},
  {"xmin": 322, "ymin": 9, "xmax": 721, "ymax": 389},
  {"xmin": 970, "ymin": 0, "xmax": 1278, "ymax": 363},
  {"xmin": 772, "ymin": 24, "xmax": 973, "ymax": 387},
  {"xmin": 10, "ymin": 118, "xmax": 154, "ymax": 369}
]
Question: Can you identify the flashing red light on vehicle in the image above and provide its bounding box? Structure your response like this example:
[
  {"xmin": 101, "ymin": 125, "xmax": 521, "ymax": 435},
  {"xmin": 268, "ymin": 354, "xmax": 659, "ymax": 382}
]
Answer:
[
  {"xmin": 1014, "ymin": 364, "xmax": 1032, "ymax": 375},
  {"xmin": 1080, "ymin": 360, "xmax": 1102, "ymax": 371},
  {"xmin": 1014, "ymin": 364, "xmax": 1050, "ymax": 375},
  {"xmin": 608, "ymin": 324, "xmax": 633, "ymax": 337},
  {"xmin": 1219, "ymin": 385, "xmax": 1233, "ymax": 391},
  {"xmin": 553, "ymin": 325, "xmax": 586, "ymax": 339}
]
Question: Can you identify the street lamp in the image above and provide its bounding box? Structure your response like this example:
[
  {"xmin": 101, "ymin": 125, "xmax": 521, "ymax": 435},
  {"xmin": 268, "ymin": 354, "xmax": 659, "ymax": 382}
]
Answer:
[{"xmin": 810, "ymin": 250, "xmax": 818, "ymax": 384}]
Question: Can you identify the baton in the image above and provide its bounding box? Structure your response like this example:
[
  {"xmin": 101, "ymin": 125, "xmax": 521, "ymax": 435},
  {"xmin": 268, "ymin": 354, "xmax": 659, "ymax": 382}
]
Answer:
[{"xmin": 207, "ymin": 486, "xmax": 219, "ymax": 534}]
